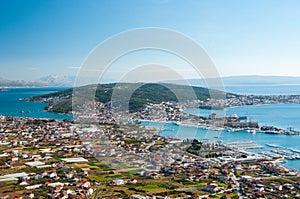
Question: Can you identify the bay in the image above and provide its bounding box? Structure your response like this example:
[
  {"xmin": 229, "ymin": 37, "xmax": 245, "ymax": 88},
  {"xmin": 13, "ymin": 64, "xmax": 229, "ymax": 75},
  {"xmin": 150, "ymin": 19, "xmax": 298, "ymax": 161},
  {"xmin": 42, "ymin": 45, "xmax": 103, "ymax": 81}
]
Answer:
[
  {"xmin": 0, "ymin": 87, "xmax": 72, "ymax": 120},
  {"xmin": 185, "ymin": 103, "xmax": 300, "ymax": 131},
  {"xmin": 141, "ymin": 84, "xmax": 300, "ymax": 171},
  {"xmin": 141, "ymin": 119, "xmax": 300, "ymax": 171}
]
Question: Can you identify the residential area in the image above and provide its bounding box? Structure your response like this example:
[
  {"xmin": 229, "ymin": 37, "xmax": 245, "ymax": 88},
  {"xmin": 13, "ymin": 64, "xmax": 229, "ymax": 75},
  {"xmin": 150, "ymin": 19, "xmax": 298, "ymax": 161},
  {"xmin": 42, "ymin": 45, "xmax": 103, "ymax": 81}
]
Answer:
[{"xmin": 0, "ymin": 115, "xmax": 300, "ymax": 198}]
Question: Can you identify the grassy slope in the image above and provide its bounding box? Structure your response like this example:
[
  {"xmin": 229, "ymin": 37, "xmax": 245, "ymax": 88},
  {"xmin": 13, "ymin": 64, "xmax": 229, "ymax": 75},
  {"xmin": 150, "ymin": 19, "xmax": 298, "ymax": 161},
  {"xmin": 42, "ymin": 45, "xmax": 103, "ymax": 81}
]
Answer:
[{"xmin": 29, "ymin": 83, "xmax": 231, "ymax": 113}]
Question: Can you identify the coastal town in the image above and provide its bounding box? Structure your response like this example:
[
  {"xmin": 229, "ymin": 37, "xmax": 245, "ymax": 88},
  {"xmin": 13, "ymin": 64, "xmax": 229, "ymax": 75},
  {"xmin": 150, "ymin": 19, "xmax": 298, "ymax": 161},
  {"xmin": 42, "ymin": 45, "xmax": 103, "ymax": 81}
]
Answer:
[
  {"xmin": 1, "ymin": 83, "xmax": 300, "ymax": 198},
  {"xmin": 0, "ymin": 111, "xmax": 300, "ymax": 198},
  {"xmin": 198, "ymin": 93, "xmax": 300, "ymax": 109},
  {"xmin": 2, "ymin": 0, "xmax": 300, "ymax": 198}
]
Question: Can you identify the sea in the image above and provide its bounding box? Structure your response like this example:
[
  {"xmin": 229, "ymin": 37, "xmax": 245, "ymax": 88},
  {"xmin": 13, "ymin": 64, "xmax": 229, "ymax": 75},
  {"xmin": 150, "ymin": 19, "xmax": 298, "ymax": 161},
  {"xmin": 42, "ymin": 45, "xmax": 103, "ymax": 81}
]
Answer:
[
  {"xmin": 0, "ymin": 85, "xmax": 300, "ymax": 170},
  {"xmin": 141, "ymin": 84, "xmax": 300, "ymax": 171},
  {"xmin": 0, "ymin": 87, "xmax": 73, "ymax": 120}
]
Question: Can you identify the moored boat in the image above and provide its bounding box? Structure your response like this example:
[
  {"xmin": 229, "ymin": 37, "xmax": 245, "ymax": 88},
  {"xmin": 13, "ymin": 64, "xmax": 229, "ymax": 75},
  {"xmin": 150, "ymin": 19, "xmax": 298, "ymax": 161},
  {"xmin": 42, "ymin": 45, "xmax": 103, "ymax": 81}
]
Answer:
[{"xmin": 266, "ymin": 144, "xmax": 280, "ymax": 148}]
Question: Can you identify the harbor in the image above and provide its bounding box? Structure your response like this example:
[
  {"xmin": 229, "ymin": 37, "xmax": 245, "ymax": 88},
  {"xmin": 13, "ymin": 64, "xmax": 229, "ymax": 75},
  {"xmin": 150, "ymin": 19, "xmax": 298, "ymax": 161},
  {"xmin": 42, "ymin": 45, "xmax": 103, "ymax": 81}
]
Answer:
[
  {"xmin": 223, "ymin": 141, "xmax": 264, "ymax": 150},
  {"xmin": 142, "ymin": 119, "xmax": 300, "ymax": 171},
  {"xmin": 260, "ymin": 144, "xmax": 300, "ymax": 160}
]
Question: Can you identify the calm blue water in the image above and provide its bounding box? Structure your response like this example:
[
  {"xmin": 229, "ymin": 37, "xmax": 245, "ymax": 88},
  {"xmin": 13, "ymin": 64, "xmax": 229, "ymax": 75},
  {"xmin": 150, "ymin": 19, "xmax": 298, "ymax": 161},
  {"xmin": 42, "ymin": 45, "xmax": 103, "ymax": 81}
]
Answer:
[
  {"xmin": 141, "ymin": 121, "xmax": 300, "ymax": 150},
  {"xmin": 225, "ymin": 84, "xmax": 300, "ymax": 95},
  {"xmin": 141, "ymin": 84, "xmax": 300, "ymax": 171},
  {"xmin": 0, "ymin": 88, "xmax": 72, "ymax": 120},
  {"xmin": 185, "ymin": 103, "xmax": 300, "ymax": 131},
  {"xmin": 141, "ymin": 120, "xmax": 300, "ymax": 171}
]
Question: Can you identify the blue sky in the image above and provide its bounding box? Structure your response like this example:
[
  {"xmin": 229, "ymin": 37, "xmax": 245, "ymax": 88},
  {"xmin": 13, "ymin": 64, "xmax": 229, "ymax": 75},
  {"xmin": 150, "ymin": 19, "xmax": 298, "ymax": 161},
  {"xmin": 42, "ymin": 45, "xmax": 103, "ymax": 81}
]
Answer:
[{"xmin": 1, "ymin": 0, "xmax": 300, "ymax": 80}]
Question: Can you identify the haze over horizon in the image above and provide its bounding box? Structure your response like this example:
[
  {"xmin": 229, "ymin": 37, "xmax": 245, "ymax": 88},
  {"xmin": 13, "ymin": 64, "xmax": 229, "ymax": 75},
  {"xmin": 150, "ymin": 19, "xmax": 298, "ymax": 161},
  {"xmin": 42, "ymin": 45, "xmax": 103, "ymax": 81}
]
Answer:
[
  {"xmin": 2, "ymin": 74, "xmax": 300, "ymax": 88},
  {"xmin": 1, "ymin": 0, "xmax": 300, "ymax": 80}
]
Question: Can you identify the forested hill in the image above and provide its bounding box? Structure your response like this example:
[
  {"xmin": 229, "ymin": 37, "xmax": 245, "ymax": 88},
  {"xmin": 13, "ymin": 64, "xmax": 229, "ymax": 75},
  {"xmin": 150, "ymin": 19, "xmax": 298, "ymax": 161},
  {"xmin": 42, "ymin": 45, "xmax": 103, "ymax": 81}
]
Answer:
[{"xmin": 28, "ymin": 83, "xmax": 233, "ymax": 113}]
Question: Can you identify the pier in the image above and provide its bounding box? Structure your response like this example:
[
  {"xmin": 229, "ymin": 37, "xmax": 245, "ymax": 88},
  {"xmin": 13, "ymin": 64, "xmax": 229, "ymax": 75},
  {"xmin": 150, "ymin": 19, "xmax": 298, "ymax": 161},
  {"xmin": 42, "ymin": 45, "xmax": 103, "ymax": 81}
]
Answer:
[{"xmin": 224, "ymin": 141, "xmax": 264, "ymax": 150}]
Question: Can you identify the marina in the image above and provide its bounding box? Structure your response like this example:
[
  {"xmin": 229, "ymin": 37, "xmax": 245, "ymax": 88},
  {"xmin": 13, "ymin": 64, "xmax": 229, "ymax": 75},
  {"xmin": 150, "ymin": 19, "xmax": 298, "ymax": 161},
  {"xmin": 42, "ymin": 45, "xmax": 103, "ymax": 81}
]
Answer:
[
  {"xmin": 261, "ymin": 149, "xmax": 300, "ymax": 160},
  {"xmin": 224, "ymin": 141, "xmax": 264, "ymax": 150},
  {"xmin": 290, "ymin": 148, "xmax": 300, "ymax": 153},
  {"xmin": 142, "ymin": 119, "xmax": 300, "ymax": 171}
]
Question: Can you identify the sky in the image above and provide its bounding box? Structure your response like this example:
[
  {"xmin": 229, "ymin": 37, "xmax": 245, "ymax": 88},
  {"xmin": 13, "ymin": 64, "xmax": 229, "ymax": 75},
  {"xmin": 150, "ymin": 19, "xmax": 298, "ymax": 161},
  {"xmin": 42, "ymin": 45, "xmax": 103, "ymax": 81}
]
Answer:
[{"xmin": 1, "ymin": 0, "xmax": 300, "ymax": 80}]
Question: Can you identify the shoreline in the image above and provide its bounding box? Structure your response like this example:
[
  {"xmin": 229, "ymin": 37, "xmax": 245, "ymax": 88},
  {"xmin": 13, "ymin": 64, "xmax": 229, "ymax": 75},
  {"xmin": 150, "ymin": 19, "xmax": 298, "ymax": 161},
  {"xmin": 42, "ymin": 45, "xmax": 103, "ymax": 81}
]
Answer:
[
  {"xmin": 140, "ymin": 119, "xmax": 300, "ymax": 172},
  {"xmin": 8, "ymin": 92, "xmax": 300, "ymax": 135},
  {"xmin": 139, "ymin": 117, "xmax": 300, "ymax": 136}
]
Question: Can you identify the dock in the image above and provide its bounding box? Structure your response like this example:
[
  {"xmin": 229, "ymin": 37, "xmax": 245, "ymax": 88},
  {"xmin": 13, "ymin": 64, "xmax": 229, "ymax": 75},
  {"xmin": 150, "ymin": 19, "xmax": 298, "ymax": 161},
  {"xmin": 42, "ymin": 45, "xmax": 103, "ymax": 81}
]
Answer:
[{"xmin": 224, "ymin": 141, "xmax": 264, "ymax": 150}]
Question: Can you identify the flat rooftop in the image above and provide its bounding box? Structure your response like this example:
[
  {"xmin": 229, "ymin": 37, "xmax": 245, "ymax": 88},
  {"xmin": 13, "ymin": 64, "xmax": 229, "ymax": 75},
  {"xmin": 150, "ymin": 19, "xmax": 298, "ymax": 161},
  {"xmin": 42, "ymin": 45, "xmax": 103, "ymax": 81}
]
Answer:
[
  {"xmin": 61, "ymin": 157, "xmax": 88, "ymax": 163},
  {"xmin": 25, "ymin": 161, "xmax": 45, "ymax": 167}
]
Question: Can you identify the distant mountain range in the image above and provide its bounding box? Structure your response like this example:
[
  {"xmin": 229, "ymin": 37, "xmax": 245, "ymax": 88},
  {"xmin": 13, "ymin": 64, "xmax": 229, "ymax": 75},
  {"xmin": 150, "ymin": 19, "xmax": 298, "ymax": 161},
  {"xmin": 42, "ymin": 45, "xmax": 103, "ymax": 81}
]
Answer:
[
  {"xmin": 168, "ymin": 75, "xmax": 300, "ymax": 87},
  {"xmin": 222, "ymin": 75, "xmax": 300, "ymax": 85},
  {"xmin": 0, "ymin": 75, "xmax": 75, "ymax": 87},
  {"xmin": 1, "ymin": 75, "xmax": 300, "ymax": 88}
]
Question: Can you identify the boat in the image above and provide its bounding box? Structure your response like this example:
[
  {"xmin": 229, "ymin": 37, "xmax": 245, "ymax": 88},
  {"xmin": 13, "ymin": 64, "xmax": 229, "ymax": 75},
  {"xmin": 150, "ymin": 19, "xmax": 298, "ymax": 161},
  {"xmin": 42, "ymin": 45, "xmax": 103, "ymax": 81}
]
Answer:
[
  {"xmin": 266, "ymin": 144, "xmax": 280, "ymax": 148},
  {"xmin": 228, "ymin": 128, "xmax": 242, "ymax": 132},
  {"xmin": 286, "ymin": 155, "xmax": 296, "ymax": 160},
  {"xmin": 290, "ymin": 148, "xmax": 300, "ymax": 153},
  {"xmin": 246, "ymin": 129, "xmax": 256, "ymax": 133},
  {"xmin": 264, "ymin": 131, "xmax": 278, "ymax": 134},
  {"xmin": 212, "ymin": 127, "xmax": 225, "ymax": 131},
  {"xmin": 20, "ymin": 110, "xmax": 30, "ymax": 114}
]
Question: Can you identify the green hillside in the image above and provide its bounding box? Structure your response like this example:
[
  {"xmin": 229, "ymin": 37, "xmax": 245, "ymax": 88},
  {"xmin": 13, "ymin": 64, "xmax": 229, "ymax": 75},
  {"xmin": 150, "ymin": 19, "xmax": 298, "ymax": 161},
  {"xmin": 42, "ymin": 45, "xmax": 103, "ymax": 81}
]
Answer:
[{"xmin": 28, "ymin": 83, "xmax": 231, "ymax": 113}]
